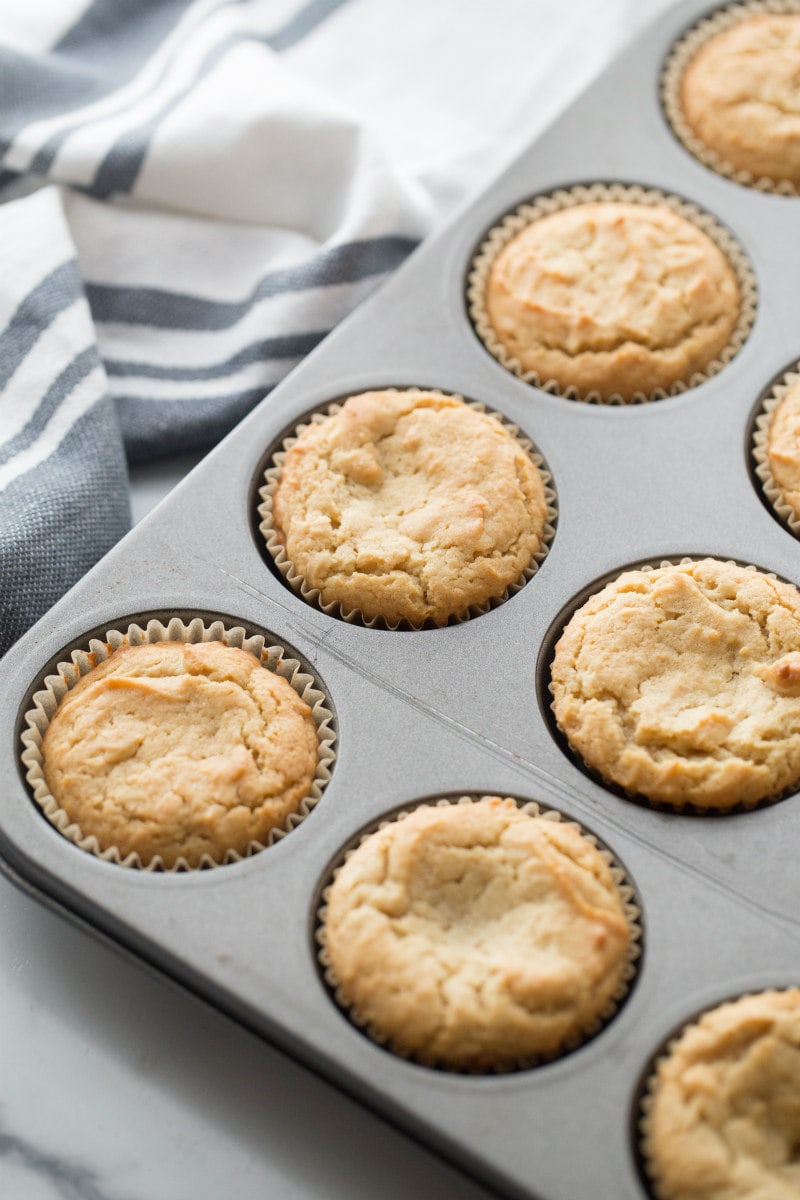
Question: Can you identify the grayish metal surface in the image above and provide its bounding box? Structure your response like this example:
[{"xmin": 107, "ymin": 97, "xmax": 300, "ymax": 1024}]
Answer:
[{"xmin": 1, "ymin": 2, "xmax": 798, "ymax": 1197}]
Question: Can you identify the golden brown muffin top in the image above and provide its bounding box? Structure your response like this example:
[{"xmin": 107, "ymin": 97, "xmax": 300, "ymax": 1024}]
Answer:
[
  {"xmin": 645, "ymin": 989, "xmax": 800, "ymax": 1200},
  {"xmin": 767, "ymin": 378, "xmax": 800, "ymax": 523},
  {"xmin": 680, "ymin": 13, "xmax": 800, "ymax": 186},
  {"xmin": 483, "ymin": 202, "xmax": 739, "ymax": 401},
  {"xmin": 323, "ymin": 797, "xmax": 632, "ymax": 1070},
  {"xmin": 41, "ymin": 641, "xmax": 318, "ymax": 868},
  {"xmin": 271, "ymin": 389, "xmax": 548, "ymax": 625},
  {"xmin": 551, "ymin": 558, "xmax": 800, "ymax": 810}
]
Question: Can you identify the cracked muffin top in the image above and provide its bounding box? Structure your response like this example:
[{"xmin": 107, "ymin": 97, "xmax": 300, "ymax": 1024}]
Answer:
[
  {"xmin": 551, "ymin": 558, "xmax": 800, "ymax": 810},
  {"xmin": 270, "ymin": 389, "xmax": 548, "ymax": 625},
  {"xmin": 483, "ymin": 201, "xmax": 740, "ymax": 400},
  {"xmin": 41, "ymin": 641, "xmax": 319, "ymax": 868},
  {"xmin": 644, "ymin": 989, "xmax": 800, "ymax": 1200},
  {"xmin": 767, "ymin": 377, "xmax": 800, "ymax": 523},
  {"xmin": 323, "ymin": 797, "xmax": 632, "ymax": 1070},
  {"xmin": 680, "ymin": 13, "xmax": 800, "ymax": 187}
]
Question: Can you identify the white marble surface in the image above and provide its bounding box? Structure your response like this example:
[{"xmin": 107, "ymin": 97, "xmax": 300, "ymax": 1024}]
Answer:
[
  {"xmin": 0, "ymin": 869, "xmax": 499, "ymax": 1199},
  {"xmin": 1, "ymin": 3, "xmax": 678, "ymax": 1197}
]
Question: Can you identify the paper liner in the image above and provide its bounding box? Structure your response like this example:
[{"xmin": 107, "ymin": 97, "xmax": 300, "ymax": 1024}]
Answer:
[
  {"xmin": 467, "ymin": 183, "xmax": 758, "ymax": 404},
  {"xmin": 752, "ymin": 365, "xmax": 800, "ymax": 537},
  {"xmin": 662, "ymin": 0, "xmax": 800, "ymax": 197},
  {"xmin": 548, "ymin": 557, "xmax": 800, "ymax": 814},
  {"xmin": 20, "ymin": 616, "xmax": 336, "ymax": 871},
  {"xmin": 315, "ymin": 794, "xmax": 642, "ymax": 1073},
  {"xmin": 256, "ymin": 388, "xmax": 557, "ymax": 630},
  {"xmin": 637, "ymin": 986, "xmax": 800, "ymax": 1200}
]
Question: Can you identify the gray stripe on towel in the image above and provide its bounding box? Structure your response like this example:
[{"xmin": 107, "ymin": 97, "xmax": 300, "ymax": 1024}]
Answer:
[
  {"xmin": 0, "ymin": 401, "xmax": 130, "ymax": 657},
  {"xmin": 0, "ymin": 346, "xmax": 102, "ymax": 467},
  {"xmin": 117, "ymin": 385, "xmax": 273, "ymax": 464},
  {"xmin": 91, "ymin": 0, "xmax": 352, "ymax": 197},
  {"xmin": 0, "ymin": 259, "xmax": 85, "ymax": 393},
  {"xmin": 0, "ymin": 0, "xmax": 191, "ymax": 170},
  {"xmin": 87, "ymin": 236, "xmax": 416, "ymax": 330},
  {"xmin": 105, "ymin": 329, "xmax": 326, "ymax": 381}
]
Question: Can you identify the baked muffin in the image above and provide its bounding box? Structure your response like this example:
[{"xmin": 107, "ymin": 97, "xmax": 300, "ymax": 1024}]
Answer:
[
  {"xmin": 323, "ymin": 797, "xmax": 633, "ymax": 1070},
  {"xmin": 643, "ymin": 989, "xmax": 800, "ymax": 1200},
  {"xmin": 481, "ymin": 201, "xmax": 740, "ymax": 401},
  {"xmin": 40, "ymin": 640, "xmax": 319, "ymax": 868},
  {"xmin": 679, "ymin": 12, "xmax": 800, "ymax": 188},
  {"xmin": 269, "ymin": 389, "xmax": 549, "ymax": 625},
  {"xmin": 766, "ymin": 377, "xmax": 800, "ymax": 523},
  {"xmin": 551, "ymin": 558, "xmax": 800, "ymax": 810}
]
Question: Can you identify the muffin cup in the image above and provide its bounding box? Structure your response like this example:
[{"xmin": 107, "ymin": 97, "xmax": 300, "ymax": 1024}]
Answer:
[
  {"xmin": 547, "ymin": 557, "xmax": 800, "ymax": 814},
  {"xmin": 257, "ymin": 388, "xmax": 557, "ymax": 630},
  {"xmin": 637, "ymin": 986, "xmax": 800, "ymax": 1200},
  {"xmin": 662, "ymin": 0, "xmax": 800, "ymax": 197},
  {"xmin": 752, "ymin": 364, "xmax": 800, "ymax": 537},
  {"xmin": 315, "ymin": 794, "xmax": 642, "ymax": 1073},
  {"xmin": 467, "ymin": 183, "xmax": 757, "ymax": 403},
  {"xmin": 20, "ymin": 615, "xmax": 337, "ymax": 871}
]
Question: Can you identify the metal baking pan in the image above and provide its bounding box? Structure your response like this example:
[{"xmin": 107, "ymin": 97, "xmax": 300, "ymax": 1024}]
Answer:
[{"xmin": 1, "ymin": 2, "xmax": 798, "ymax": 1197}]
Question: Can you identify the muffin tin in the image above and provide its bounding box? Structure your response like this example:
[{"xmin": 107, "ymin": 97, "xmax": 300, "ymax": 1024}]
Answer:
[{"xmin": 1, "ymin": 2, "xmax": 798, "ymax": 1197}]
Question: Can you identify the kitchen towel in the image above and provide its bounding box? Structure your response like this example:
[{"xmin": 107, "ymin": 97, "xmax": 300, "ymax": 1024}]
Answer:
[{"xmin": 0, "ymin": 0, "xmax": 662, "ymax": 655}]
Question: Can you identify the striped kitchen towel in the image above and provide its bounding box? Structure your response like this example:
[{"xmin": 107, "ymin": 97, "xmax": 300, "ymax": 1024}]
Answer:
[{"xmin": 0, "ymin": 0, "xmax": 654, "ymax": 656}]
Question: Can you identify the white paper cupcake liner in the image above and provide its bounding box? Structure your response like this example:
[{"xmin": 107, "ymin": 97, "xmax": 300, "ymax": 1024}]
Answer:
[
  {"xmin": 257, "ymin": 388, "xmax": 557, "ymax": 630},
  {"xmin": 467, "ymin": 183, "xmax": 758, "ymax": 403},
  {"xmin": 548, "ymin": 557, "xmax": 800, "ymax": 814},
  {"xmin": 315, "ymin": 793, "xmax": 642, "ymax": 1073},
  {"xmin": 662, "ymin": 0, "xmax": 800, "ymax": 196},
  {"xmin": 20, "ymin": 616, "xmax": 336, "ymax": 871},
  {"xmin": 752, "ymin": 365, "xmax": 800, "ymax": 537}
]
